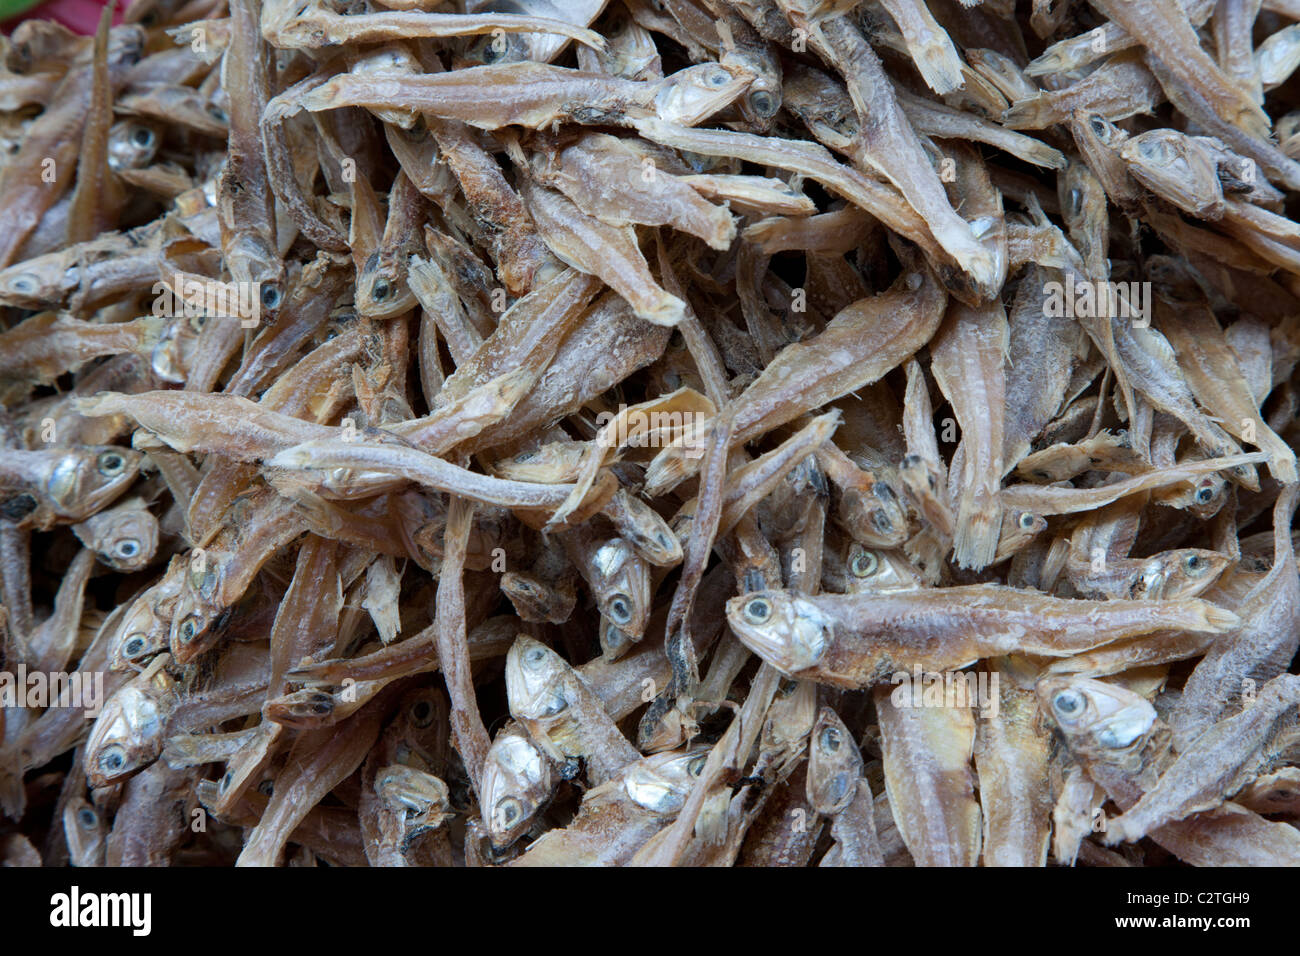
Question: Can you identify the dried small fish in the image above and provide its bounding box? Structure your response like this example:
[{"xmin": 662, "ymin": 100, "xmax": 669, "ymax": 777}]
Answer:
[{"xmin": 1, "ymin": 0, "xmax": 1298, "ymax": 873}]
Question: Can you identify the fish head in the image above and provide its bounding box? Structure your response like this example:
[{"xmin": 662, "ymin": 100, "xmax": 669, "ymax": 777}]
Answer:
[
  {"xmin": 63, "ymin": 796, "xmax": 106, "ymax": 867},
  {"xmin": 109, "ymin": 592, "xmax": 168, "ymax": 671},
  {"xmin": 598, "ymin": 619, "xmax": 636, "ymax": 662},
  {"xmin": 386, "ymin": 687, "xmax": 450, "ymax": 771},
  {"xmin": 806, "ymin": 706, "xmax": 862, "ymax": 815},
  {"xmin": 374, "ymin": 764, "xmax": 451, "ymax": 832},
  {"xmin": 150, "ymin": 315, "xmax": 203, "ymax": 383},
  {"xmin": 85, "ymin": 684, "xmax": 166, "ymax": 787},
  {"xmin": 76, "ymin": 500, "xmax": 158, "ymax": 572},
  {"xmin": 223, "ymin": 234, "xmax": 285, "ymax": 311},
  {"xmin": 45, "ymin": 447, "xmax": 142, "ymax": 521},
  {"xmin": 653, "ymin": 64, "xmax": 751, "ymax": 126},
  {"xmin": 500, "ymin": 572, "xmax": 568, "ymax": 624},
  {"xmin": 591, "ymin": 538, "xmax": 651, "ymax": 637},
  {"xmin": 996, "ymin": 510, "xmax": 1048, "ymax": 561},
  {"xmin": 356, "ymin": 252, "xmax": 415, "ymax": 319},
  {"xmin": 504, "ymin": 635, "xmax": 572, "ymax": 721},
  {"xmin": 839, "ymin": 480, "xmax": 910, "ymax": 548},
  {"xmin": 107, "ymin": 121, "xmax": 161, "ymax": 172},
  {"xmin": 263, "ymin": 688, "xmax": 337, "ymax": 728},
  {"xmin": 1080, "ymin": 112, "xmax": 1129, "ymax": 151},
  {"xmin": 738, "ymin": 82, "xmax": 782, "ymax": 130},
  {"xmin": 494, "ymin": 441, "xmax": 585, "ymax": 483},
  {"xmin": 1036, "ymin": 676, "xmax": 1156, "ymax": 757},
  {"xmin": 167, "ymin": 586, "xmax": 228, "ymax": 665},
  {"xmin": 622, "ymin": 745, "xmax": 708, "ymax": 815},
  {"xmin": 1156, "ymin": 472, "xmax": 1228, "ymax": 517},
  {"xmin": 0, "ymin": 263, "xmax": 67, "ymax": 307},
  {"xmin": 1136, "ymin": 549, "xmax": 1230, "ymax": 600},
  {"xmin": 481, "ymin": 725, "xmax": 556, "ymax": 847},
  {"xmin": 1121, "ymin": 130, "xmax": 1223, "ymax": 219},
  {"xmin": 457, "ymin": 29, "xmax": 530, "ymax": 68},
  {"xmin": 725, "ymin": 590, "xmax": 832, "ymax": 676},
  {"xmin": 844, "ymin": 544, "xmax": 924, "ymax": 595},
  {"xmin": 612, "ymin": 493, "xmax": 682, "ymax": 567}
]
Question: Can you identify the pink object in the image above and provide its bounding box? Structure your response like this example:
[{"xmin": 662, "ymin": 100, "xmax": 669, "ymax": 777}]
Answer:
[{"xmin": 3, "ymin": 0, "xmax": 120, "ymax": 36}]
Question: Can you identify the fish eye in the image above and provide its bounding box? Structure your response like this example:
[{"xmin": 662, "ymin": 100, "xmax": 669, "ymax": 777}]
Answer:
[
  {"xmin": 97, "ymin": 451, "xmax": 127, "ymax": 477},
  {"xmin": 819, "ymin": 726, "xmax": 842, "ymax": 752},
  {"xmin": 1067, "ymin": 188, "xmax": 1082, "ymax": 217},
  {"xmin": 310, "ymin": 693, "xmax": 333, "ymax": 715},
  {"xmin": 748, "ymin": 89, "xmax": 777, "ymax": 117},
  {"xmin": 524, "ymin": 646, "xmax": 547, "ymax": 666},
  {"xmin": 707, "ymin": 68, "xmax": 730, "ymax": 87},
  {"xmin": 258, "ymin": 779, "xmax": 274, "ymax": 796},
  {"xmin": 208, "ymin": 105, "xmax": 228, "ymax": 123},
  {"xmin": 1018, "ymin": 512, "xmax": 1037, "ymax": 530},
  {"xmin": 1052, "ymin": 689, "xmax": 1085, "ymax": 717},
  {"xmin": 219, "ymin": 772, "xmax": 233, "ymax": 792},
  {"xmin": 1089, "ymin": 115, "xmax": 1107, "ymax": 136},
  {"xmin": 850, "ymin": 550, "xmax": 879, "ymax": 578},
  {"xmin": 495, "ymin": 796, "xmax": 522, "ymax": 828},
  {"xmin": 177, "ymin": 615, "xmax": 200, "ymax": 644},
  {"xmin": 8, "ymin": 273, "xmax": 37, "ymax": 293},
  {"xmin": 742, "ymin": 598, "xmax": 771, "ymax": 624},
  {"xmin": 1194, "ymin": 485, "xmax": 1215, "ymax": 504},
  {"xmin": 608, "ymin": 594, "xmax": 633, "ymax": 625},
  {"xmin": 371, "ymin": 278, "xmax": 391, "ymax": 302},
  {"xmin": 77, "ymin": 807, "xmax": 98, "ymax": 829},
  {"xmin": 115, "ymin": 538, "xmax": 141, "ymax": 559},
  {"xmin": 261, "ymin": 284, "xmax": 283, "ymax": 309},
  {"xmin": 687, "ymin": 755, "xmax": 706, "ymax": 776},
  {"xmin": 98, "ymin": 744, "xmax": 127, "ymax": 774},
  {"xmin": 123, "ymin": 635, "xmax": 146, "ymax": 656},
  {"xmin": 1184, "ymin": 554, "xmax": 1208, "ymax": 575},
  {"xmin": 409, "ymin": 698, "xmax": 435, "ymax": 727},
  {"xmin": 131, "ymin": 126, "xmax": 155, "ymax": 149}
]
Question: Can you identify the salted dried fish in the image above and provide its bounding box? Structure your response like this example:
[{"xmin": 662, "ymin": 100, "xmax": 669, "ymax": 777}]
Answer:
[
  {"xmin": 726, "ymin": 586, "xmax": 1238, "ymax": 686},
  {"xmin": 1, "ymin": 0, "xmax": 1298, "ymax": 873}
]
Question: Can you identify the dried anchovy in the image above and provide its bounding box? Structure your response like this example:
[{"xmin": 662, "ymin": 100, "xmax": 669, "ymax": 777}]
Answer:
[{"xmin": 0, "ymin": 0, "xmax": 1298, "ymax": 870}]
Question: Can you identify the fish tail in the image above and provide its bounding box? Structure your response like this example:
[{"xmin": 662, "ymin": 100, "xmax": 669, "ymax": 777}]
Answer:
[
  {"xmin": 644, "ymin": 447, "xmax": 696, "ymax": 497},
  {"xmin": 1257, "ymin": 428, "xmax": 1299, "ymax": 485},
  {"xmin": 1001, "ymin": 94, "xmax": 1053, "ymax": 131},
  {"xmin": 953, "ymin": 491, "xmax": 1002, "ymax": 571},
  {"xmin": 1197, "ymin": 603, "xmax": 1241, "ymax": 633},
  {"xmin": 911, "ymin": 40, "xmax": 964, "ymax": 96}
]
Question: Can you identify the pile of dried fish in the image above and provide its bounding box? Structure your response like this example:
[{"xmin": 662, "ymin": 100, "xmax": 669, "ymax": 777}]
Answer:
[{"xmin": 1, "ymin": 0, "xmax": 1299, "ymax": 868}]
